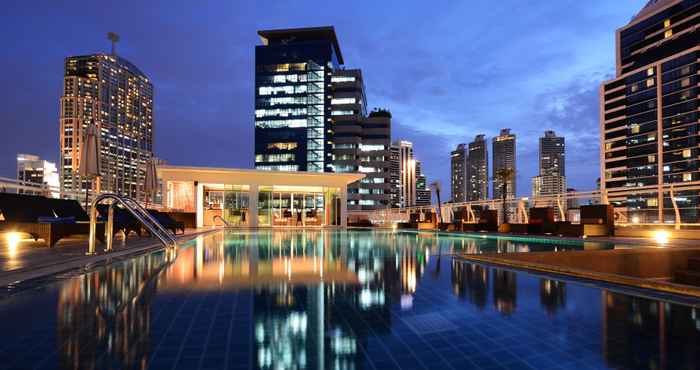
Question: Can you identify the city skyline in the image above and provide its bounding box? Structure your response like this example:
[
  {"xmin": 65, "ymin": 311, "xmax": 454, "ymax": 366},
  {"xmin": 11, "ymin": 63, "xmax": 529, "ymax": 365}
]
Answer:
[{"xmin": 0, "ymin": 0, "xmax": 648, "ymax": 200}]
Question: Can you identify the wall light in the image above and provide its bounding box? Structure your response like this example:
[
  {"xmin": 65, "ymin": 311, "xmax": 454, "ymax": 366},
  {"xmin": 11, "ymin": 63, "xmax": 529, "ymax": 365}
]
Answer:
[
  {"xmin": 654, "ymin": 230, "xmax": 670, "ymax": 244},
  {"xmin": 632, "ymin": 216, "xmax": 640, "ymax": 224}
]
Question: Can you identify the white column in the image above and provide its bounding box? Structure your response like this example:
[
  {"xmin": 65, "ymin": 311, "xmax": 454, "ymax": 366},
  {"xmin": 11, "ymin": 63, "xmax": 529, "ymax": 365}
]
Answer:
[
  {"xmin": 195, "ymin": 182, "xmax": 204, "ymax": 228},
  {"xmin": 340, "ymin": 185, "xmax": 348, "ymax": 228},
  {"xmin": 249, "ymin": 184, "xmax": 259, "ymax": 228}
]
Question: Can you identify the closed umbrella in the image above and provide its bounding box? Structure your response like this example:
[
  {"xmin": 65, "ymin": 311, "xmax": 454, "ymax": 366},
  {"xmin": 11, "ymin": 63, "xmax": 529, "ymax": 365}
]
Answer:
[
  {"xmin": 142, "ymin": 157, "xmax": 159, "ymax": 207},
  {"xmin": 79, "ymin": 122, "xmax": 101, "ymax": 209}
]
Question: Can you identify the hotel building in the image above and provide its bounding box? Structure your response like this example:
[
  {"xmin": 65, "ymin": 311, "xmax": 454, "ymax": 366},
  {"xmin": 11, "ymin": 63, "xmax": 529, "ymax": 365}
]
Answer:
[
  {"xmin": 600, "ymin": 0, "xmax": 700, "ymax": 222},
  {"xmin": 532, "ymin": 130, "xmax": 566, "ymax": 197},
  {"xmin": 451, "ymin": 144, "xmax": 468, "ymax": 203},
  {"xmin": 468, "ymin": 134, "xmax": 489, "ymax": 201},
  {"xmin": 60, "ymin": 50, "xmax": 154, "ymax": 201},
  {"xmin": 492, "ymin": 129, "xmax": 516, "ymax": 199}
]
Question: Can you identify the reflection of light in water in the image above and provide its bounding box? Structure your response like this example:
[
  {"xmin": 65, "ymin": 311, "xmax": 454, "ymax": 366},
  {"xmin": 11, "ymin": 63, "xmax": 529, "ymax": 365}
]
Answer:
[
  {"xmin": 401, "ymin": 294, "xmax": 413, "ymax": 310},
  {"xmin": 5, "ymin": 232, "xmax": 22, "ymax": 259},
  {"xmin": 359, "ymin": 288, "xmax": 385, "ymax": 309}
]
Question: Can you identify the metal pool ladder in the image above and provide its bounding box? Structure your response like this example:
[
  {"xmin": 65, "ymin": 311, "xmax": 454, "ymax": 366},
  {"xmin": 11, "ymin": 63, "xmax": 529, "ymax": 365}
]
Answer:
[
  {"xmin": 87, "ymin": 193, "xmax": 177, "ymax": 255},
  {"xmin": 212, "ymin": 215, "xmax": 232, "ymax": 227}
]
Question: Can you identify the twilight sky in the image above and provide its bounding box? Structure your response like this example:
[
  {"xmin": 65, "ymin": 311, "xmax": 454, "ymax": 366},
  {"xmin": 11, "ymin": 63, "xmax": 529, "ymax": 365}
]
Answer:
[{"xmin": 0, "ymin": 0, "xmax": 647, "ymax": 199}]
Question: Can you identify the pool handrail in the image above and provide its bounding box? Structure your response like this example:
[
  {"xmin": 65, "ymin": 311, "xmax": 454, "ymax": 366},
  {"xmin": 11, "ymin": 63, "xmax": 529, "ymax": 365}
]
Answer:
[{"xmin": 88, "ymin": 193, "xmax": 177, "ymax": 255}]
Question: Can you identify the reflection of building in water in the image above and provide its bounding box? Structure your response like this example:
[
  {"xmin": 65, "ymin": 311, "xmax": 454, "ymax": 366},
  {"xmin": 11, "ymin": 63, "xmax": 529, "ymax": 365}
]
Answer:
[
  {"xmin": 493, "ymin": 269, "xmax": 517, "ymax": 315},
  {"xmin": 155, "ymin": 230, "xmax": 431, "ymax": 370},
  {"xmin": 57, "ymin": 251, "xmax": 171, "ymax": 369},
  {"xmin": 603, "ymin": 291, "xmax": 700, "ymax": 370},
  {"xmin": 451, "ymin": 261, "xmax": 489, "ymax": 309},
  {"xmin": 539, "ymin": 279, "xmax": 566, "ymax": 315}
]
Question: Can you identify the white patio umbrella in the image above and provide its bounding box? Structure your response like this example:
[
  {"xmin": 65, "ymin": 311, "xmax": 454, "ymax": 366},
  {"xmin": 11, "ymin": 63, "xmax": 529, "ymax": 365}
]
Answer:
[
  {"xmin": 79, "ymin": 122, "xmax": 101, "ymax": 208},
  {"xmin": 142, "ymin": 156, "xmax": 159, "ymax": 207}
]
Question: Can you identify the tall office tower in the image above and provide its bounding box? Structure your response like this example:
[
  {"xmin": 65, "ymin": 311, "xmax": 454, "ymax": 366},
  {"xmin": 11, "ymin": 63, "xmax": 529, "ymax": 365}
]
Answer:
[
  {"xmin": 254, "ymin": 27, "xmax": 343, "ymax": 173},
  {"xmin": 331, "ymin": 69, "xmax": 391, "ymax": 210},
  {"xmin": 532, "ymin": 130, "xmax": 566, "ymax": 197},
  {"xmin": 17, "ymin": 154, "xmax": 60, "ymax": 197},
  {"xmin": 60, "ymin": 41, "xmax": 154, "ymax": 201},
  {"xmin": 451, "ymin": 144, "xmax": 467, "ymax": 203},
  {"xmin": 600, "ymin": 0, "xmax": 700, "ymax": 223},
  {"xmin": 467, "ymin": 134, "xmax": 488, "ymax": 201},
  {"xmin": 390, "ymin": 141, "xmax": 416, "ymax": 208},
  {"xmin": 415, "ymin": 160, "xmax": 432, "ymax": 206},
  {"xmin": 492, "ymin": 129, "xmax": 516, "ymax": 199}
]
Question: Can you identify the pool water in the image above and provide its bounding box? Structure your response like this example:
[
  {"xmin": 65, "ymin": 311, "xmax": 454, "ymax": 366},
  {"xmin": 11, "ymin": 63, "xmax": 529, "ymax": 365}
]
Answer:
[{"xmin": 0, "ymin": 229, "xmax": 698, "ymax": 370}]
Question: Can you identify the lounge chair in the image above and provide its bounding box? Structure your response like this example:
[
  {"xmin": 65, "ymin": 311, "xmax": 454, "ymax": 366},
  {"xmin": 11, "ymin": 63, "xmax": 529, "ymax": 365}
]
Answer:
[
  {"xmin": 0, "ymin": 193, "xmax": 105, "ymax": 247},
  {"xmin": 147, "ymin": 210, "xmax": 185, "ymax": 234},
  {"xmin": 96, "ymin": 204, "xmax": 143, "ymax": 239}
]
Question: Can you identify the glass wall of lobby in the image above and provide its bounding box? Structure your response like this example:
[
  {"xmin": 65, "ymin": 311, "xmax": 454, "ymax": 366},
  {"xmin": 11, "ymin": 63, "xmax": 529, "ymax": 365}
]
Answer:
[
  {"xmin": 257, "ymin": 186, "xmax": 341, "ymax": 227},
  {"xmin": 189, "ymin": 184, "xmax": 341, "ymax": 227}
]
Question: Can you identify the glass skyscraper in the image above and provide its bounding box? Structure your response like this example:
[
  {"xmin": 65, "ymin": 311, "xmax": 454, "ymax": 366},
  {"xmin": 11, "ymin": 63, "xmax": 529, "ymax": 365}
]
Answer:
[
  {"xmin": 254, "ymin": 27, "xmax": 342, "ymax": 173},
  {"xmin": 600, "ymin": 0, "xmax": 700, "ymax": 223}
]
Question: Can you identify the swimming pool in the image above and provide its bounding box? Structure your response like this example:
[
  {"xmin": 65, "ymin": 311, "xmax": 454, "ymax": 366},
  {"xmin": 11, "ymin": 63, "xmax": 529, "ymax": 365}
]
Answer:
[{"xmin": 0, "ymin": 229, "xmax": 697, "ymax": 370}]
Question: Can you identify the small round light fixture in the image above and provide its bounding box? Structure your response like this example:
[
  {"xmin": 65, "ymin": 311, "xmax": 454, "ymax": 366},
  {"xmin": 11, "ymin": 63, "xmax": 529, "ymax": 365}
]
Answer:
[{"xmin": 654, "ymin": 230, "xmax": 670, "ymax": 244}]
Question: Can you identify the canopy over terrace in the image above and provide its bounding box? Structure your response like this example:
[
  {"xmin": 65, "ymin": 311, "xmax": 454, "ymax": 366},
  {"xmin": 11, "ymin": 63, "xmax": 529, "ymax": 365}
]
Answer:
[{"xmin": 157, "ymin": 165, "xmax": 364, "ymax": 228}]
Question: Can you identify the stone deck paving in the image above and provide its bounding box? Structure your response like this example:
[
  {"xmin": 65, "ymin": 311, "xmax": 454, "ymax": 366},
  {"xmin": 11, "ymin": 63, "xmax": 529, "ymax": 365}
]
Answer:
[{"xmin": 0, "ymin": 228, "xmax": 217, "ymax": 287}]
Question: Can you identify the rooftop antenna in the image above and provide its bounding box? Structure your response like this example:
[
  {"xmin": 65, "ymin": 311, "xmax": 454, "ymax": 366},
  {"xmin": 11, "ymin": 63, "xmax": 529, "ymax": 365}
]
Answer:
[{"xmin": 107, "ymin": 32, "xmax": 120, "ymax": 56}]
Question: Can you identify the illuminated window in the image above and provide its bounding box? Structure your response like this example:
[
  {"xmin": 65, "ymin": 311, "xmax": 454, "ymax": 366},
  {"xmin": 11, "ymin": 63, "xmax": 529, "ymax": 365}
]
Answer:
[
  {"xmin": 605, "ymin": 142, "xmax": 612, "ymax": 151},
  {"xmin": 331, "ymin": 110, "xmax": 354, "ymax": 116},
  {"xmin": 647, "ymin": 198, "xmax": 658, "ymax": 207},
  {"xmin": 331, "ymin": 98, "xmax": 357, "ymax": 105},
  {"xmin": 681, "ymin": 78, "xmax": 690, "ymax": 88},
  {"xmin": 630, "ymin": 84, "xmax": 639, "ymax": 93},
  {"xmin": 646, "ymin": 67, "xmax": 654, "ymax": 76},
  {"xmin": 255, "ymin": 153, "xmax": 295, "ymax": 162},
  {"xmin": 648, "ymin": 155, "xmax": 656, "ymax": 163},
  {"xmin": 630, "ymin": 124, "xmax": 640, "ymax": 134},
  {"xmin": 664, "ymin": 19, "xmax": 671, "ymax": 28},
  {"xmin": 647, "ymin": 134, "xmax": 656, "ymax": 141},
  {"xmin": 266, "ymin": 142, "xmax": 298, "ymax": 150},
  {"xmin": 664, "ymin": 30, "xmax": 673, "ymax": 38},
  {"xmin": 331, "ymin": 76, "xmax": 356, "ymax": 83},
  {"xmin": 683, "ymin": 149, "xmax": 692, "ymax": 158},
  {"xmin": 683, "ymin": 173, "xmax": 692, "ymax": 181},
  {"xmin": 646, "ymin": 78, "xmax": 655, "ymax": 88}
]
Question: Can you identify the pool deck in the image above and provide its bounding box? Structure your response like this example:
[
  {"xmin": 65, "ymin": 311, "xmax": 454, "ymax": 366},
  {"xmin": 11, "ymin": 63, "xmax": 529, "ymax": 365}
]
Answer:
[{"xmin": 0, "ymin": 228, "xmax": 219, "ymax": 288}]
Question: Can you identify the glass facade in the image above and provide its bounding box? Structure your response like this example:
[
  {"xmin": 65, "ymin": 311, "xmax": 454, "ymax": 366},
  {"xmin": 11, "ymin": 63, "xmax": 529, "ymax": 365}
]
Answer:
[{"xmin": 254, "ymin": 28, "xmax": 341, "ymax": 173}]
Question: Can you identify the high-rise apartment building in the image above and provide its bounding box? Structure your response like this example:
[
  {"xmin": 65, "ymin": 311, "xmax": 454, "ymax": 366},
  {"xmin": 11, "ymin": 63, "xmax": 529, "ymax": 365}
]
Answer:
[
  {"xmin": 467, "ymin": 135, "xmax": 488, "ymax": 201},
  {"xmin": 254, "ymin": 27, "xmax": 342, "ymax": 173},
  {"xmin": 492, "ymin": 129, "xmax": 516, "ymax": 199},
  {"xmin": 600, "ymin": 0, "xmax": 700, "ymax": 222},
  {"xmin": 17, "ymin": 154, "xmax": 60, "ymax": 197},
  {"xmin": 332, "ymin": 70, "xmax": 391, "ymax": 210},
  {"xmin": 60, "ymin": 43, "xmax": 154, "ymax": 201},
  {"xmin": 451, "ymin": 144, "xmax": 467, "ymax": 203},
  {"xmin": 532, "ymin": 130, "xmax": 566, "ymax": 197},
  {"xmin": 415, "ymin": 160, "xmax": 432, "ymax": 206},
  {"xmin": 390, "ymin": 141, "xmax": 416, "ymax": 208}
]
